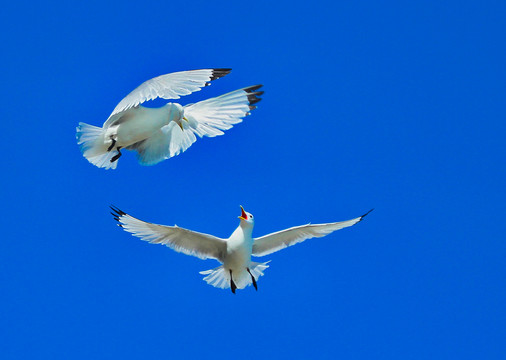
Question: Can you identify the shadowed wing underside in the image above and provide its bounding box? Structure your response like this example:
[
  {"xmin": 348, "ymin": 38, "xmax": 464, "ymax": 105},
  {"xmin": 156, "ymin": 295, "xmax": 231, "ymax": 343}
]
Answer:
[{"xmin": 111, "ymin": 206, "xmax": 227, "ymax": 260}]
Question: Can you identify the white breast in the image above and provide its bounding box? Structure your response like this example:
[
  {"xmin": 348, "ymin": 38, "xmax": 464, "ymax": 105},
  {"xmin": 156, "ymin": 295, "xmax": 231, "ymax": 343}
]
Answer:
[
  {"xmin": 112, "ymin": 104, "xmax": 183, "ymax": 146},
  {"xmin": 225, "ymin": 226, "xmax": 253, "ymax": 270}
]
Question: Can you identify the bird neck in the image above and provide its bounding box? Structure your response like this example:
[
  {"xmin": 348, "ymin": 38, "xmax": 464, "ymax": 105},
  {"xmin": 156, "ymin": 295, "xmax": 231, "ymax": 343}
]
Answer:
[
  {"xmin": 233, "ymin": 223, "xmax": 253, "ymax": 240},
  {"xmin": 165, "ymin": 103, "xmax": 184, "ymax": 124}
]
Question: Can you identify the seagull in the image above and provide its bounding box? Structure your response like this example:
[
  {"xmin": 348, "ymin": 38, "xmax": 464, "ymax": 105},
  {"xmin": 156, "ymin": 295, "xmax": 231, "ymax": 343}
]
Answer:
[
  {"xmin": 77, "ymin": 69, "xmax": 263, "ymax": 169},
  {"xmin": 110, "ymin": 205, "xmax": 373, "ymax": 293}
]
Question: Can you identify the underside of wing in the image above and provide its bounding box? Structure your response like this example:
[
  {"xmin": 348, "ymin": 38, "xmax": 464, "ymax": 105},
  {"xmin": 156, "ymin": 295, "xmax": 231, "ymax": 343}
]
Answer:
[
  {"xmin": 252, "ymin": 210, "xmax": 373, "ymax": 257},
  {"xmin": 111, "ymin": 206, "xmax": 227, "ymax": 261},
  {"xmin": 106, "ymin": 68, "xmax": 231, "ymax": 124},
  {"xmin": 183, "ymin": 85, "xmax": 263, "ymax": 138},
  {"xmin": 163, "ymin": 122, "xmax": 198, "ymax": 158}
]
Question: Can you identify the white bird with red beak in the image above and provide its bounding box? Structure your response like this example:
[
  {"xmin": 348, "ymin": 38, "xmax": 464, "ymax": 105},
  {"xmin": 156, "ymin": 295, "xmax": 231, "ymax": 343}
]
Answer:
[{"xmin": 110, "ymin": 205, "xmax": 372, "ymax": 293}]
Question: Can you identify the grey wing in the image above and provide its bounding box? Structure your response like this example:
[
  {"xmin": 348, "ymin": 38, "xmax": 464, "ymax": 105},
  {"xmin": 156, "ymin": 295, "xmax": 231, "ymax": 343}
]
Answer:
[
  {"xmin": 104, "ymin": 68, "xmax": 231, "ymax": 126},
  {"xmin": 252, "ymin": 210, "xmax": 373, "ymax": 257},
  {"xmin": 111, "ymin": 206, "xmax": 227, "ymax": 261}
]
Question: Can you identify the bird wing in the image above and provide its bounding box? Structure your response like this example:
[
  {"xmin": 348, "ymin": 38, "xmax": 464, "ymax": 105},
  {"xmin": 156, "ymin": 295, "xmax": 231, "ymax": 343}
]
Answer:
[
  {"xmin": 183, "ymin": 85, "xmax": 263, "ymax": 138},
  {"xmin": 252, "ymin": 210, "xmax": 373, "ymax": 257},
  {"xmin": 111, "ymin": 206, "xmax": 227, "ymax": 261},
  {"xmin": 131, "ymin": 85, "xmax": 263, "ymax": 163},
  {"xmin": 104, "ymin": 68, "xmax": 231, "ymax": 126}
]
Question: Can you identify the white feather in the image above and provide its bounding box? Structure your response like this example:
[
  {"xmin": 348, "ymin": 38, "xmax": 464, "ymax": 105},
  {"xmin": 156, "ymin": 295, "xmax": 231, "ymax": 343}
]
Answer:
[
  {"xmin": 252, "ymin": 210, "xmax": 373, "ymax": 257},
  {"xmin": 76, "ymin": 122, "xmax": 118, "ymax": 170},
  {"xmin": 184, "ymin": 85, "xmax": 263, "ymax": 138},
  {"xmin": 77, "ymin": 69, "xmax": 265, "ymax": 169},
  {"xmin": 110, "ymin": 206, "xmax": 370, "ymax": 292},
  {"xmin": 112, "ymin": 207, "xmax": 226, "ymax": 260},
  {"xmin": 107, "ymin": 69, "xmax": 229, "ymax": 121}
]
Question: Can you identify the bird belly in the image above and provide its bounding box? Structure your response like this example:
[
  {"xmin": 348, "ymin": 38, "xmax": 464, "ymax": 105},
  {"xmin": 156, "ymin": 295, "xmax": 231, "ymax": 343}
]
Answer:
[
  {"xmin": 224, "ymin": 243, "xmax": 251, "ymax": 272},
  {"xmin": 113, "ymin": 107, "xmax": 172, "ymax": 147}
]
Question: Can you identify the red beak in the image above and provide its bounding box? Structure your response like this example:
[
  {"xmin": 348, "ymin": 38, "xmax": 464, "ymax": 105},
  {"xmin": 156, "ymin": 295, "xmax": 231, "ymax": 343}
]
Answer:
[{"xmin": 239, "ymin": 206, "xmax": 247, "ymax": 220}]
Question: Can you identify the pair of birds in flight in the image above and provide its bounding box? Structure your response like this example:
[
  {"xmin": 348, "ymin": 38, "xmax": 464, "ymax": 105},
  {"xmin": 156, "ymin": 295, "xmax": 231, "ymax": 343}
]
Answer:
[{"xmin": 77, "ymin": 68, "xmax": 372, "ymax": 293}]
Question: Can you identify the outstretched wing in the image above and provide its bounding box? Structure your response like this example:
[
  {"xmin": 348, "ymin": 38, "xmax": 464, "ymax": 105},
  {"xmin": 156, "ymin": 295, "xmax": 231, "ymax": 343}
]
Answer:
[
  {"xmin": 105, "ymin": 68, "xmax": 231, "ymax": 125},
  {"xmin": 129, "ymin": 85, "xmax": 264, "ymax": 164},
  {"xmin": 184, "ymin": 85, "xmax": 263, "ymax": 138},
  {"xmin": 252, "ymin": 210, "xmax": 373, "ymax": 257},
  {"xmin": 111, "ymin": 206, "xmax": 227, "ymax": 261}
]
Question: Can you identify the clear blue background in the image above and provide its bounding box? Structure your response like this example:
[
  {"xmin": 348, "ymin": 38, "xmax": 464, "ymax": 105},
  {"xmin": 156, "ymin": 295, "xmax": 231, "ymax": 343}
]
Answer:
[{"xmin": 1, "ymin": 1, "xmax": 504, "ymax": 359}]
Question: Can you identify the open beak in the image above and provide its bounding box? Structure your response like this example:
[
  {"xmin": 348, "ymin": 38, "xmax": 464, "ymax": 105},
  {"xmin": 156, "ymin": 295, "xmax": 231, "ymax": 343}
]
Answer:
[{"xmin": 238, "ymin": 205, "xmax": 247, "ymax": 221}]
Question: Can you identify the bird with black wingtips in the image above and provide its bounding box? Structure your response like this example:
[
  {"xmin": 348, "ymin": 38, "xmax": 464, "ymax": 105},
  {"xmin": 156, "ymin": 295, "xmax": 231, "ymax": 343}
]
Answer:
[
  {"xmin": 77, "ymin": 68, "xmax": 263, "ymax": 169},
  {"xmin": 110, "ymin": 205, "xmax": 373, "ymax": 293}
]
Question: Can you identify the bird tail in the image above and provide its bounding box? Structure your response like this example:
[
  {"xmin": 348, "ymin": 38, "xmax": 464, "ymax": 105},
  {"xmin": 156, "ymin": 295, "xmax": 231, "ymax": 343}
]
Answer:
[
  {"xmin": 183, "ymin": 85, "xmax": 264, "ymax": 138},
  {"xmin": 76, "ymin": 122, "xmax": 119, "ymax": 170},
  {"xmin": 199, "ymin": 261, "xmax": 270, "ymax": 290}
]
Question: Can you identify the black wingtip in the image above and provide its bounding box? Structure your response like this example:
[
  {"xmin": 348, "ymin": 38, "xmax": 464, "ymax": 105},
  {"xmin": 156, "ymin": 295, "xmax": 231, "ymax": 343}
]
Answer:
[
  {"xmin": 359, "ymin": 208, "xmax": 374, "ymax": 221},
  {"xmin": 248, "ymin": 96, "xmax": 262, "ymax": 105},
  {"xmin": 110, "ymin": 205, "xmax": 126, "ymax": 216},
  {"xmin": 210, "ymin": 68, "xmax": 232, "ymax": 81},
  {"xmin": 245, "ymin": 84, "xmax": 263, "ymax": 93},
  {"xmin": 244, "ymin": 85, "xmax": 264, "ymax": 106},
  {"xmin": 110, "ymin": 205, "xmax": 126, "ymax": 227},
  {"xmin": 110, "ymin": 205, "xmax": 126, "ymax": 220}
]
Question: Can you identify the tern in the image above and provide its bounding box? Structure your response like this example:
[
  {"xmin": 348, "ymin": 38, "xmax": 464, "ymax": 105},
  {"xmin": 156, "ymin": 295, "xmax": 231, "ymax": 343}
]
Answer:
[
  {"xmin": 77, "ymin": 68, "xmax": 263, "ymax": 169},
  {"xmin": 110, "ymin": 205, "xmax": 373, "ymax": 293}
]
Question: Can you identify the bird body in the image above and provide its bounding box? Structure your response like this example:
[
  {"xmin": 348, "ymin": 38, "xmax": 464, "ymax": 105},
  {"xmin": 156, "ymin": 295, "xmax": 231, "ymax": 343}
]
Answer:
[
  {"xmin": 225, "ymin": 224, "xmax": 253, "ymax": 269},
  {"xmin": 105, "ymin": 104, "xmax": 182, "ymax": 147},
  {"xmin": 77, "ymin": 69, "xmax": 263, "ymax": 169},
  {"xmin": 111, "ymin": 205, "xmax": 373, "ymax": 293}
]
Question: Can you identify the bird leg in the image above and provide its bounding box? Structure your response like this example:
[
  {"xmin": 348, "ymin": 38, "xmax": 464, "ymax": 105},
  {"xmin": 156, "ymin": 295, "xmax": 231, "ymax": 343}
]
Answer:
[
  {"xmin": 229, "ymin": 269, "xmax": 237, "ymax": 294},
  {"xmin": 247, "ymin": 268, "xmax": 258, "ymax": 291},
  {"xmin": 107, "ymin": 137, "xmax": 117, "ymax": 152},
  {"xmin": 110, "ymin": 147, "xmax": 122, "ymax": 163}
]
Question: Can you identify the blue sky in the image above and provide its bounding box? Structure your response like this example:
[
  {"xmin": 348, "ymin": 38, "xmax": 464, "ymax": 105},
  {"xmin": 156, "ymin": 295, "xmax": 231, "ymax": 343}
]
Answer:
[{"xmin": 1, "ymin": 0, "xmax": 505, "ymax": 359}]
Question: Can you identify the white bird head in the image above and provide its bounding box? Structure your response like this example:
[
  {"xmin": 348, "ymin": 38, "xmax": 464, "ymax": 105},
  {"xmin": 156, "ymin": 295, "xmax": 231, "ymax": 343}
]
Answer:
[
  {"xmin": 238, "ymin": 205, "xmax": 254, "ymax": 226},
  {"xmin": 166, "ymin": 103, "xmax": 185, "ymax": 127}
]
